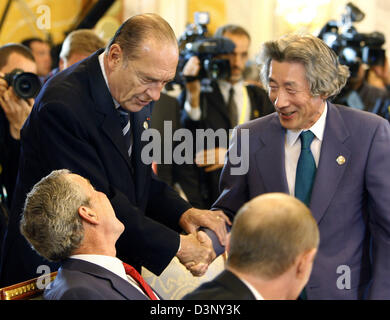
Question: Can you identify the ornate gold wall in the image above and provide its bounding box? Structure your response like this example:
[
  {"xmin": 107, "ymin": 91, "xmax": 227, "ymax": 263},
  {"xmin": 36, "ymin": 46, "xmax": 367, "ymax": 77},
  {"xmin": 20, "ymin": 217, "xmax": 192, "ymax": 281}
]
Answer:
[{"xmin": 0, "ymin": 0, "xmax": 122, "ymax": 46}]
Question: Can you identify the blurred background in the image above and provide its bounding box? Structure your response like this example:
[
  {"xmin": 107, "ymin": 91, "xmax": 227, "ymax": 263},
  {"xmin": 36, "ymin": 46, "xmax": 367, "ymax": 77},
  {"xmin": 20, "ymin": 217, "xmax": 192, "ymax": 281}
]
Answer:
[{"xmin": 0, "ymin": 0, "xmax": 389, "ymax": 63}]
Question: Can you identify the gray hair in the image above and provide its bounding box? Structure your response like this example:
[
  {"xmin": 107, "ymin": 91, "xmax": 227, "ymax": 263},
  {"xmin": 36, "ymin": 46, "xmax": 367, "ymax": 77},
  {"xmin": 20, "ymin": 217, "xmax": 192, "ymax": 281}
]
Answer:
[
  {"xmin": 20, "ymin": 169, "xmax": 90, "ymax": 262},
  {"xmin": 106, "ymin": 13, "xmax": 178, "ymax": 61},
  {"xmin": 258, "ymin": 33, "xmax": 350, "ymax": 98}
]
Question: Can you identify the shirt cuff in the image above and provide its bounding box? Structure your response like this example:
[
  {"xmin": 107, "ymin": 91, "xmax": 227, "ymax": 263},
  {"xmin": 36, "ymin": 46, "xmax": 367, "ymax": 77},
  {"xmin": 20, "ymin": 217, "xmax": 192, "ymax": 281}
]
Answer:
[{"xmin": 184, "ymin": 100, "xmax": 202, "ymax": 121}]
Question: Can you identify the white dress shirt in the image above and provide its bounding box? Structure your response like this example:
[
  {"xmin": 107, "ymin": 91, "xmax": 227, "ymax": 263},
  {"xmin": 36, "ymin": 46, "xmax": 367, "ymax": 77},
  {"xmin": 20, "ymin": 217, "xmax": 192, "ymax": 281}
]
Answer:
[
  {"xmin": 70, "ymin": 254, "xmax": 150, "ymax": 298},
  {"xmin": 184, "ymin": 79, "xmax": 251, "ymax": 123},
  {"xmin": 98, "ymin": 52, "xmax": 120, "ymax": 110},
  {"xmin": 240, "ymin": 278, "xmax": 264, "ymax": 300},
  {"xmin": 285, "ymin": 102, "xmax": 328, "ymax": 196}
]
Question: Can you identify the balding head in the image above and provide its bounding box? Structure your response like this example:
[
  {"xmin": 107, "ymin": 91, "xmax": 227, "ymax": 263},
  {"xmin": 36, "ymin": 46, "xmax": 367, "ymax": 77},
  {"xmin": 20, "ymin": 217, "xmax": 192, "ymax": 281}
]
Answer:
[
  {"xmin": 105, "ymin": 13, "xmax": 178, "ymax": 62},
  {"xmin": 227, "ymin": 193, "xmax": 319, "ymax": 280}
]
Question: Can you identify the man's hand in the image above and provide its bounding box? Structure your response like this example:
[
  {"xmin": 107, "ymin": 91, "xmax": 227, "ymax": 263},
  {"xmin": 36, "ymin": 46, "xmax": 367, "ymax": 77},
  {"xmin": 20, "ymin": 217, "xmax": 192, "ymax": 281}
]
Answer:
[
  {"xmin": 179, "ymin": 207, "xmax": 231, "ymax": 246},
  {"xmin": 0, "ymin": 76, "xmax": 33, "ymax": 140},
  {"xmin": 182, "ymin": 56, "xmax": 201, "ymax": 108},
  {"xmin": 177, "ymin": 232, "xmax": 216, "ymax": 277},
  {"xmin": 195, "ymin": 147, "xmax": 228, "ymax": 172}
]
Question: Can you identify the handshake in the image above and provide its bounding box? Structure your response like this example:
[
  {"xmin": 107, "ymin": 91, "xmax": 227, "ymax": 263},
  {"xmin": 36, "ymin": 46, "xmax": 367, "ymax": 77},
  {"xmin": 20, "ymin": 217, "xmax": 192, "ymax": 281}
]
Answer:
[{"xmin": 176, "ymin": 208, "xmax": 231, "ymax": 277}]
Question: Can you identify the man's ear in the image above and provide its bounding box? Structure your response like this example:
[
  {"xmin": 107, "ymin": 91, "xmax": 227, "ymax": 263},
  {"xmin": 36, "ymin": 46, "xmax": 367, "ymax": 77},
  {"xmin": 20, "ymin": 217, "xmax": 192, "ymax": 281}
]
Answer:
[
  {"xmin": 107, "ymin": 44, "xmax": 123, "ymax": 69},
  {"xmin": 225, "ymin": 233, "xmax": 231, "ymax": 254},
  {"xmin": 296, "ymin": 248, "xmax": 317, "ymax": 279},
  {"xmin": 59, "ymin": 58, "xmax": 65, "ymax": 72},
  {"xmin": 78, "ymin": 206, "xmax": 99, "ymax": 225}
]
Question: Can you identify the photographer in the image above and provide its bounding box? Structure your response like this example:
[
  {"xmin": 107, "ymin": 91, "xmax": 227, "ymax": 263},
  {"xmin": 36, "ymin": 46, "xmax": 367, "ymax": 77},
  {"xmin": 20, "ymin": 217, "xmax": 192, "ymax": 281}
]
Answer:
[
  {"xmin": 319, "ymin": 3, "xmax": 390, "ymax": 120},
  {"xmin": 0, "ymin": 43, "xmax": 38, "ymax": 250},
  {"xmin": 337, "ymin": 57, "xmax": 390, "ymax": 116},
  {"xmin": 180, "ymin": 23, "xmax": 274, "ymax": 209}
]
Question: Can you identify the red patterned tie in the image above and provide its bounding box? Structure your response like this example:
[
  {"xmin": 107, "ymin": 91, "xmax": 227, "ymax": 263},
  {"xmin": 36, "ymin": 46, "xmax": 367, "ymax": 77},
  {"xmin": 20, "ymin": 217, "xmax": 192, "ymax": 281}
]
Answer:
[{"xmin": 122, "ymin": 262, "xmax": 158, "ymax": 300}]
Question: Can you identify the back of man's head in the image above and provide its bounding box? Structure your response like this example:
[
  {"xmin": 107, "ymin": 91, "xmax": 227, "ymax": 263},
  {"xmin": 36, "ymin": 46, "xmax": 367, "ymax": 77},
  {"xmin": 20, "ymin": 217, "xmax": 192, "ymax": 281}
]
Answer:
[
  {"xmin": 21, "ymin": 37, "xmax": 46, "ymax": 49},
  {"xmin": 59, "ymin": 29, "xmax": 105, "ymax": 62},
  {"xmin": 0, "ymin": 43, "xmax": 35, "ymax": 70},
  {"xmin": 106, "ymin": 13, "xmax": 177, "ymax": 62},
  {"xmin": 20, "ymin": 169, "xmax": 89, "ymax": 262},
  {"xmin": 227, "ymin": 193, "xmax": 319, "ymax": 280}
]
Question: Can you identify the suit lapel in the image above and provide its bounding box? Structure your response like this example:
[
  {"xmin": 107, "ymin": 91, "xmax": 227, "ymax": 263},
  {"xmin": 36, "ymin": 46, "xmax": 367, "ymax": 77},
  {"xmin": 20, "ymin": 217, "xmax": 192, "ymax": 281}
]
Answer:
[
  {"xmin": 206, "ymin": 82, "xmax": 231, "ymax": 124},
  {"xmin": 255, "ymin": 115, "xmax": 289, "ymax": 193},
  {"xmin": 131, "ymin": 106, "xmax": 152, "ymax": 204},
  {"xmin": 86, "ymin": 50, "xmax": 136, "ymax": 176},
  {"xmin": 62, "ymin": 258, "xmax": 149, "ymax": 300},
  {"xmin": 310, "ymin": 103, "xmax": 351, "ymax": 224}
]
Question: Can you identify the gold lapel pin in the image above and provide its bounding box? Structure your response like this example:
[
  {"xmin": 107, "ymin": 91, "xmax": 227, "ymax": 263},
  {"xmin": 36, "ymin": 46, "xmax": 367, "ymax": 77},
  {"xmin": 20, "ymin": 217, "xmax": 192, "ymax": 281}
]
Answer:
[
  {"xmin": 336, "ymin": 155, "xmax": 346, "ymax": 165},
  {"xmin": 253, "ymin": 110, "xmax": 259, "ymax": 118},
  {"xmin": 143, "ymin": 121, "xmax": 149, "ymax": 130}
]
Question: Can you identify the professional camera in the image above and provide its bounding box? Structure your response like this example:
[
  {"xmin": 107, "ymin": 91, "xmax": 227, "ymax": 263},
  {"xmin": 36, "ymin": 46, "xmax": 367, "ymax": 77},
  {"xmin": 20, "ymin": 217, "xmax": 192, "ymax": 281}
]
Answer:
[
  {"xmin": 319, "ymin": 2, "xmax": 386, "ymax": 77},
  {"xmin": 175, "ymin": 12, "xmax": 235, "ymax": 91},
  {"xmin": 3, "ymin": 69, "xmax": 41, "ymax": 99}
]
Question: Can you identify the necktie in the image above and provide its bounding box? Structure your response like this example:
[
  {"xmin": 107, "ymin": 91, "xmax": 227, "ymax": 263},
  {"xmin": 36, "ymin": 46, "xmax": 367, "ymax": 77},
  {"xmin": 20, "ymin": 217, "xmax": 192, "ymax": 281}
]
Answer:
[
  {"xmin": 227, "ymin": 87, "xmax": 238, "ymax": 128},
  {"xmin": 295, "ymin": 130, "xmax": 317, "ymax": 207},
  {"xmin": 122, "ymin": 262, "xmax": 158, "ymax": 300},
  {"xmin": 294, "ymin": 130, "xmax": 316, "ymax": 300},
  {"xmin": 117, "ymin": 107, "xmax": 133, "ymax": 158}
]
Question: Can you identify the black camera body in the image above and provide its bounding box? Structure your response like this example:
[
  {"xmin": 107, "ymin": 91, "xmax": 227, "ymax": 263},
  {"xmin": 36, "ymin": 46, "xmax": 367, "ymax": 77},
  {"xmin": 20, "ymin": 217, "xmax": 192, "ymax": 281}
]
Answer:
[
  {"xmin": 3, "ymin": 69, "xmax": 41, "ymax": 99},
  {"xmin": 175, "ymin": 12, "xmax": 235, "ymax": 90},
  {"xmin": 319, "ymin": 2, "xmax": 386, "ymax": 77}
]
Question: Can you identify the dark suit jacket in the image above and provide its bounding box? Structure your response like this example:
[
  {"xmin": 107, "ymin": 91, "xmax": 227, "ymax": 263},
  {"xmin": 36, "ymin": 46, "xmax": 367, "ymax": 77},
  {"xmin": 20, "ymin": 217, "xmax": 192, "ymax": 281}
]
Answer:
[
  {"xmin": 182, "ymin": 270, "xmax": 256, "ymax": 300},
  {"xmin": 180, "ymin": 82, "xmax": 274, "ymax": 208},
  {"xmin": 44, "ymin": 258, "xmax": 151, "ymax": 300},
  {"xmin": 0, "ymin": 49, "xmax": 192, "ymax": 286},
  {"xmin": 0, "ymin": 108, "xmax": 20, "ymax": 209},
  {"xmin": 213, "ymin": 103, "xmax": 390, "ymax": 299}
]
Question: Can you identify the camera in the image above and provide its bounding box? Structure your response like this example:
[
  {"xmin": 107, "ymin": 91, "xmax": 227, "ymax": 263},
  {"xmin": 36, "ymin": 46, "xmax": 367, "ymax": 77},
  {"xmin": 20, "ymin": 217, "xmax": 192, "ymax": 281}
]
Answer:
[
  {"xmin": 3, "ymin": 69, "xmax": 41, "ymax": 99},
  {"xmin": 319, "ymin": 2, "xmax": 386, "ymax": 77},
  {"xmin": 175, "ymin": 12, "xmax": 235, "ymax": 91}
]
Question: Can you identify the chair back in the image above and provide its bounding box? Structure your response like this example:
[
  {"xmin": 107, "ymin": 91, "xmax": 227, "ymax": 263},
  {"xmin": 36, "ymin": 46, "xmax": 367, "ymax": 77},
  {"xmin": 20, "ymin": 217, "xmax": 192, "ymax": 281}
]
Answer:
[{"xmin": 0, "ymin": 272, "xmax": 57, "ymax": 300}]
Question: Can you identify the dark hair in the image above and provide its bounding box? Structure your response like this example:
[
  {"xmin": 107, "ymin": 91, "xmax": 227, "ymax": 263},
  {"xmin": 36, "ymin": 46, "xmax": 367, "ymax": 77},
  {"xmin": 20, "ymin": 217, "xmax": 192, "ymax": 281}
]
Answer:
[
  {"xmin": 106, "ymin": 13, "xmax": 177, "ymax": 61},
  {"xmin": 21, "ymin": 37, "xmax": 48, "ymax": 49},
  {"xmin": 0, "ymin": 43, "xmax": 35, "ymax": 70},
  {"xmin": 214, "ymin": 24, "xmax": 251, "ymax": 42}
]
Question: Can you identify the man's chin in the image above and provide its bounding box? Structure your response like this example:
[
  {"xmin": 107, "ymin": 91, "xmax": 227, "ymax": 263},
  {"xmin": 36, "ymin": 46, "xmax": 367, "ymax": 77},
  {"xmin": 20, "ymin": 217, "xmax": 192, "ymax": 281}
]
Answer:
[{"xmin": 121, "ymin": 103, "xmax": 145, "ymax": 113}]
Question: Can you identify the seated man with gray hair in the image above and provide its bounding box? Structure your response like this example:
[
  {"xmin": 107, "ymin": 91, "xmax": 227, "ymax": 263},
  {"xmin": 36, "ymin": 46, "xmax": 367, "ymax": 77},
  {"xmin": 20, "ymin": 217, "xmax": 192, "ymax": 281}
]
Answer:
[
  {"xmin": 20, "ymin": 169, "xmax": 161, "ymax": 300},
  {"xmin": 183, "ymin": 193, "xmax": 319, "ymax": 300}
]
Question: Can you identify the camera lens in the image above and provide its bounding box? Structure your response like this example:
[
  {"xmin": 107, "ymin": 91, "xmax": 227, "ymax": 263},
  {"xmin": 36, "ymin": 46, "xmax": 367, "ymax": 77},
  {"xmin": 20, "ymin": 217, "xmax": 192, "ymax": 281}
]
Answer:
[{"xmin": 13, "ymin": 72, "xmax": 41, "ymax": 99}]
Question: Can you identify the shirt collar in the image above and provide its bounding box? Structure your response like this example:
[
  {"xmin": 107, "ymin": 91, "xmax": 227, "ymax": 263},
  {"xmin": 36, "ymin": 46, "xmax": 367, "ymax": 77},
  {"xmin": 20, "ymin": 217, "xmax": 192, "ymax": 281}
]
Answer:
[
  {"xmin": 240, "ymin": 277, "xmax": 264, "ymax": 300},
  {"xmin": 70, "ymin": 254, "xmax": 128, "ymax": 281},
  {"xmin": 218, "ymin": 79, "xmax": 244, "ymax": 92},
  {"xmin": 286, "ymin": 101, "xmax": 328, "ymax": 146},
  {"xmin": 98, "ymin": 52, "xmax": 120, "ymax": 110}
]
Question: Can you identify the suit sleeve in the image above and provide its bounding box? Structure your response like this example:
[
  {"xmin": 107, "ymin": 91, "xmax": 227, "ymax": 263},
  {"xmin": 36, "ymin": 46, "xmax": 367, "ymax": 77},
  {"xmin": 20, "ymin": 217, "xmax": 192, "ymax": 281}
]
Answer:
[
  {"xmin": 212, "ymin": 126, "xmax": 250, "ymax": 219},
  {"xmin": 365, "ymin": 119, "xmax": 390, "ymax": 299},
  {"xmin": 36, "ymin": 102, "xmax": 188, "ymax": 275}
]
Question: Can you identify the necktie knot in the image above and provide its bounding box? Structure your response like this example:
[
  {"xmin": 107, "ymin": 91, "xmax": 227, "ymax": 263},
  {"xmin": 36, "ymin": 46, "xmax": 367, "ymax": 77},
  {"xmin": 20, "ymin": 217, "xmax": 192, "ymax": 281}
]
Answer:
[
  {"xmin": 300, "ymin": 130, "xmax": 315, "ymax": 150},
  {"xmin": 117, "ymin": 107, "xmax": 130, "ymax": 129}
]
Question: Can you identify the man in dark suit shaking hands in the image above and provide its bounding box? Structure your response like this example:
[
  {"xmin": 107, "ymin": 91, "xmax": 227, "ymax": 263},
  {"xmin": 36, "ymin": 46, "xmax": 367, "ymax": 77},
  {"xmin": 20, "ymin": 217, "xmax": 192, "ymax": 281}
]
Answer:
[
  {"xmin": 0, "ymin": 13, "xmax": 229, "ymax": 287},
  {"xmin": 184, "ymin": 193, "xmax": 319, "ymax": 300}
]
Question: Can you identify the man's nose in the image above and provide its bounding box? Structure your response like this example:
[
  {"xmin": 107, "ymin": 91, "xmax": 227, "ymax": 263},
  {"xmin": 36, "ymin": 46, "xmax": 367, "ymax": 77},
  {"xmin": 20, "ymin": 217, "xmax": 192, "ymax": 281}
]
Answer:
[
  {"xmin": 273, "ymin": 90, "xmax": 289, "ymax": 109},
  {"xmin": 146, "ymin": 83, "xmax": 163, "ymax": 101}
]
